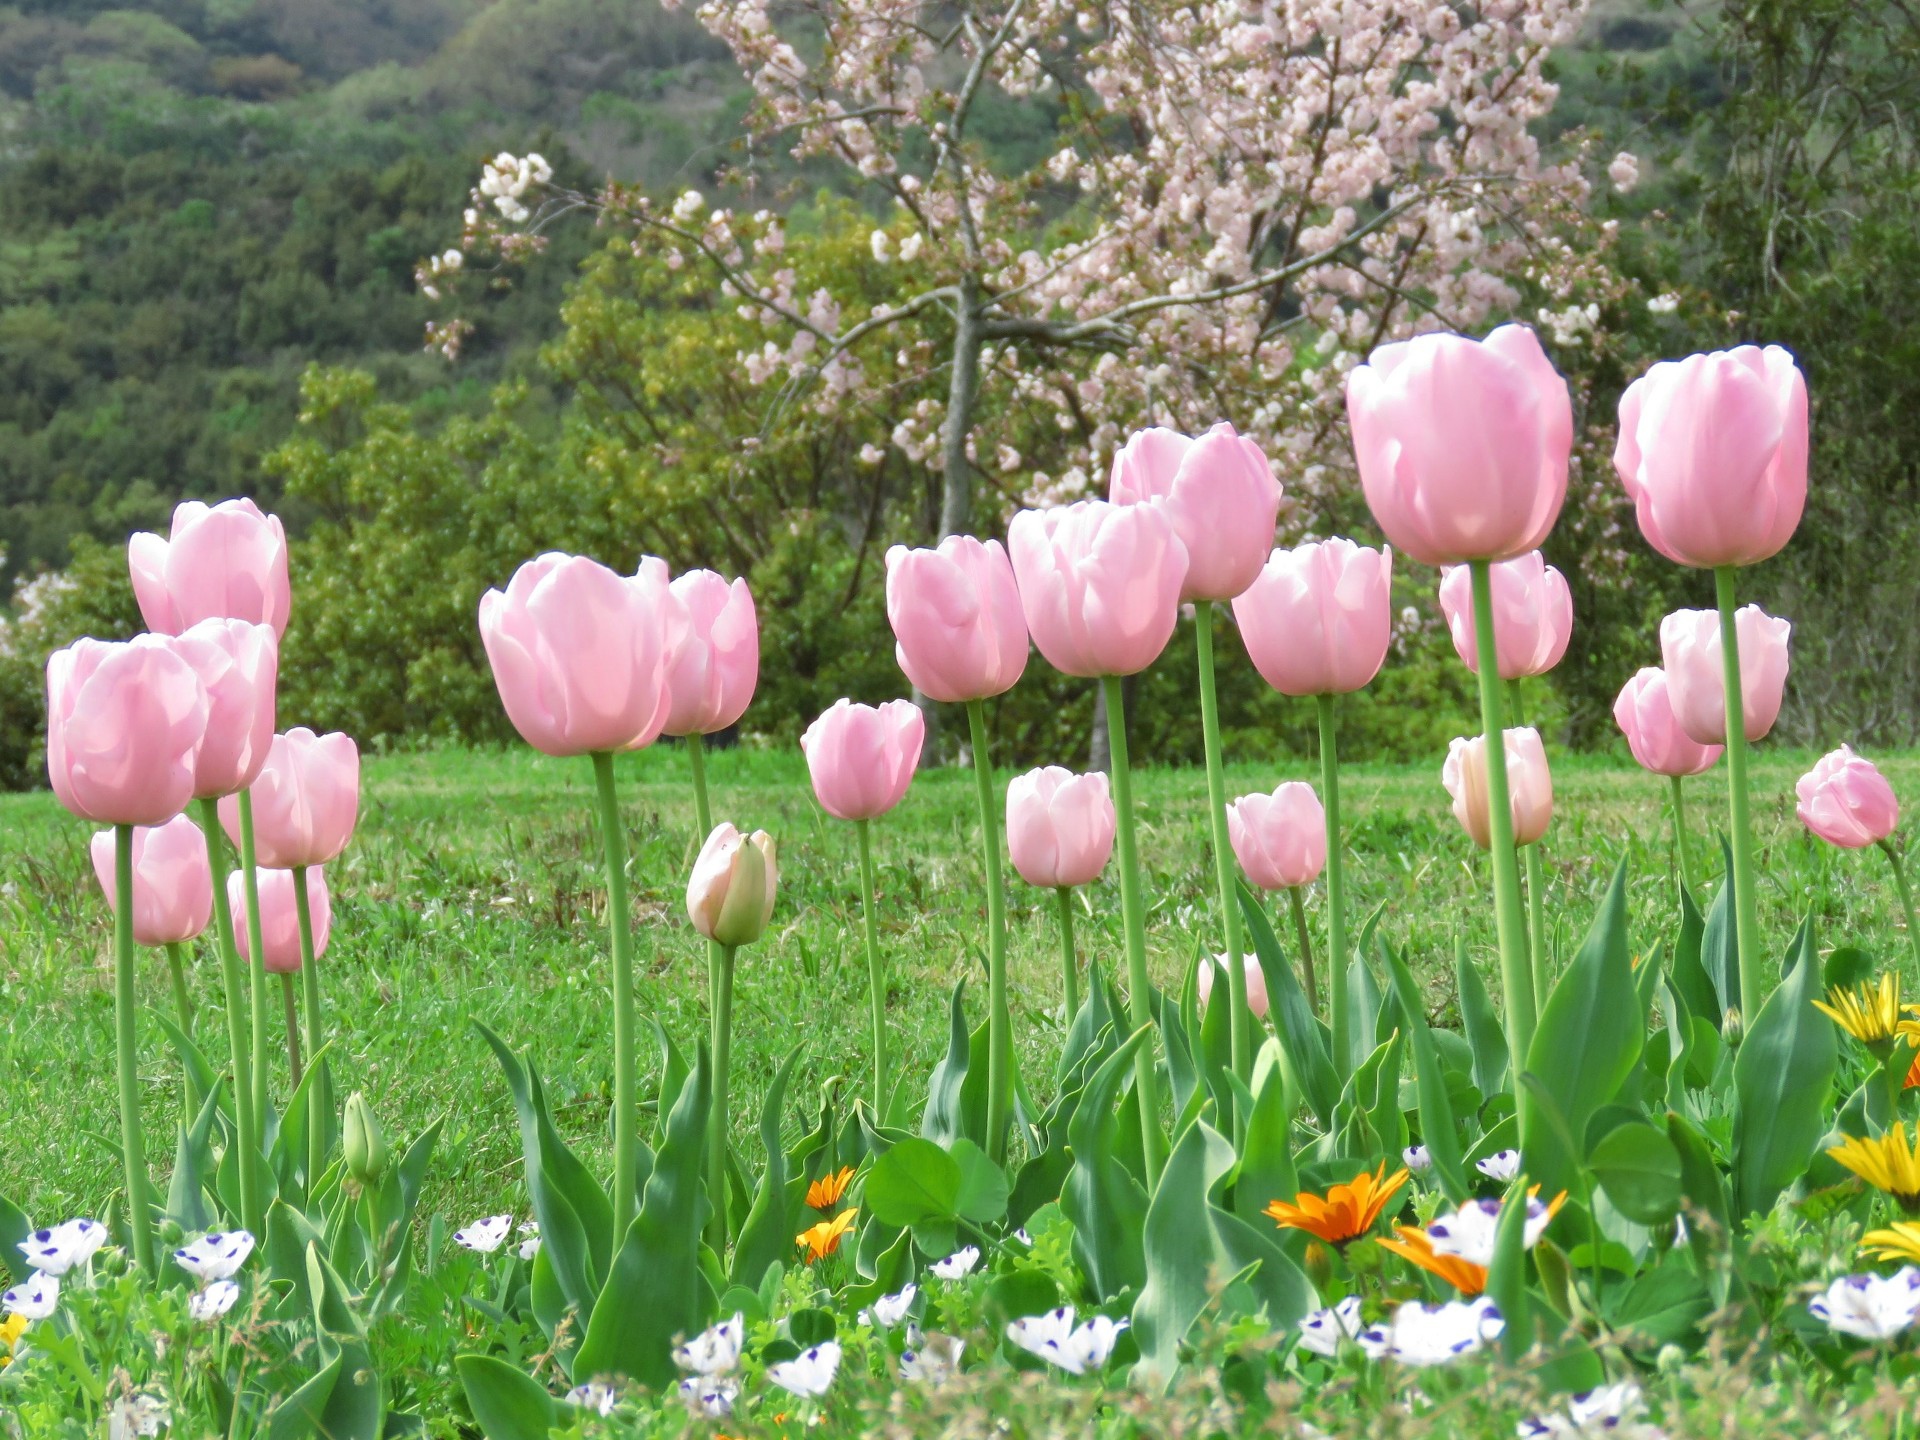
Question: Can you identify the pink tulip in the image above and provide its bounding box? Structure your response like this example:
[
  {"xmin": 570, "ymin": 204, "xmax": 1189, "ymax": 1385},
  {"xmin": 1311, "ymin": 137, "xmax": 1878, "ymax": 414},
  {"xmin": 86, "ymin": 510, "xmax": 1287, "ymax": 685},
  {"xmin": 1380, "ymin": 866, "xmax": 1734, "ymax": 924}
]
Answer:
[
  {"xmin": 218, "ymin": 728, "xmax": 360, "ymax": 870},
  {"xmin": 1437, "ymin": 551, "xmax": 1573, "ymax": 680},
  {"xmin": 1226, "ymin": 783, "xmax": 1327, "ymax": 891},
  {"xmin": 687, "ymin": 823, "xmax": 779, "ymax": 946},
  {"xmin": 1197, "ymin": 952, "xmax": 1270, "ymax": 1020},
  {"xmin": 649, "ymin": 563, "xmax": 759, "ymax": 737},
  {"xmin": 88, "ymin": 816, "xmax": 213, "ymax": 947},
  {"xmin": 1796, "ymin": 746, "xmax": 1900, "ymax": 850},
  {"xmin": 478, "ymin": 553, "xmax": 686, "ymax": 757},
  {"xmin": 228, "ymin": 866, "xmax": 330, "ymax": 974},
  {"xmin": 1007, "ymin": 500, "xmax": 1188, "ymax": 677},
  {"xmin": 1614, "ymin": 346, "xmax": 1808, "ymax": 569},
  {"xmin": 128, "ymin": 498, "xmax": 291, "ymax": 638},
  {"xmin": 800, "ymin": 699, "xmax": 924, "ymax": 821},
  {"xmin": 1005, "ymin": 767, "xmax": 1116, "ymax": 889},
  {"xmin": 1443, "ymin": 728, "xmax": 1554, "ymax": 849},
  {"xmin": 46, "ymin": 636, "xmax": 209, "ymax": 827},
  {"xmin": 171, "ymin": 619, "xmax": 278, "ymax": 800},
  {"xmin": 884, "ymin": 537, "xmax": 1029, "ymax": 703},
  {"xmin": 1612, "ymin": 668, "xmax": 1722, "ymax": 778},
  {"xmin": 1347, "ymin": 325, "xmax": 1572, "ymax": 566},
  {"xmin": 1659, "ymin": 606, "xmax": 1791, "ymax": 745},
  {"xmin": 1232, "ymin": 538, "xmax": 1393, "ymax": 696},
  {"xmin": 1107, "ymin": 422, "xmax": 1282, "ymax": 603}
]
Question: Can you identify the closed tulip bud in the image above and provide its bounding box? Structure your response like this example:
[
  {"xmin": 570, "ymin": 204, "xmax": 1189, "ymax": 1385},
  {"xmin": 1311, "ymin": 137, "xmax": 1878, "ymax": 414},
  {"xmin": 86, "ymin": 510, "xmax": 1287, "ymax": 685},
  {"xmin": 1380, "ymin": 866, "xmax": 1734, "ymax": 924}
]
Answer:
[
  {"xmin": 1443, "ymin": 728, "xmax": 1553, "ymax": 849},
  {"xmin": 801, "ymin": 699, "xmax": 924, "ymax": 821},
  {"xmin": 478, "ymin": 552, "xmax": 687, "ymax": 757},
  {"xmin": 88, "ymin": 815, "xmax": 214, "ymax": 947},
  {"xmin": 1659, "ymin": 606, "xmax": 1791, "ymax": 745},
  {"xmin": 1797, "ymin": 746, "xmax": 1900, "ymax": 849},
  {"xmin": 688, "ymin": 823, "xmax": 778, "ymax": 946},
  {"xmin": 884, "ymin": 537, "xmax": 1028, "ymax": 703},
  {"xmin": 1107, "ymin": 422, "xmax": 1282, "ymax": 603},
  {"xmin": 1005, "ymin": 767, "xmax": 1115, "ymax": 889},
  {"xmin": 46, "ymin": 636, "xmax": 209, "ymax": 827},
  {"xmin": 1197, "ymin": 952, "xmax": 1270, "ymax": 1019},
  {"xmin": 342, "ymin": 1092, "xmax": 390, "ymax": 1187},
  {"xmin": 1233, "ymin": 538, "xmax": 1393, "ymax": 696},
  {"xmin": 172, "ymin": 618, "xmax": 278, "ymax": 799},
  {"xmin": 1614, "ymin": 346, "xmax": 1808, "ymax": 569},
  {"xmin": 1347, "ymin": 324, "xmax": 1572, "ymax": 566},
  {"xmin": 1613, "ymin": 667, "xmax": 1722, "ymax": 777},
  {"xmin": 129, "ymin": 498, "xmax": 291, "ymax": 638},
  {"xmin": 649, "ymin": 562, "xmax": 759, "ymax": 736},
  {"xmin": 1007, "ymin": 500, "xmax": 1189, "ymax": 677},
  {"xmin": 229, "ymin": 866, "xmax": 330, "ymax": 974},
  {"xmin": 1226, "ymin": 783, "xmax": 1327, "ymax": 891},
  {"xmin": 219, "ymin": 727, "xmax": 360, "ymax": 870},
  {"xmin": 1437, "ymin": 551, "xmax": 1573, "ymax": 680}
]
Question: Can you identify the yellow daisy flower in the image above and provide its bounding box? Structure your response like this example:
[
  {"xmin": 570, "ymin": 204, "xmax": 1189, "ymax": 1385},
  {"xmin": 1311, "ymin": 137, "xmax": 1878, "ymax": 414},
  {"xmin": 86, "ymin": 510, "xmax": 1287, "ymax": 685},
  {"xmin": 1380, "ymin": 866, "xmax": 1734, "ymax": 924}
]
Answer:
[
  {"xmin": 0, "ymin": 1311, "xmax": 27, "ymax": 1368},
  {"xmin": 806, "ymin": 1165, "xmax": 855, "ymax": 1212},
  {"xmin": 1813, "ymin": 976, "xmax": 1905, "ymax": 1050},
  {"xmin": 1862, "ymin": 1221, "xmax": 1920, "ymax": 1266},
  {"xmin": 796, "ymin": 1207, "xmax": 858, "ymax": 1263},
  {"xmin": 1828, "ymin": 1125, "xmax": 1920, "ymax": 1212}
]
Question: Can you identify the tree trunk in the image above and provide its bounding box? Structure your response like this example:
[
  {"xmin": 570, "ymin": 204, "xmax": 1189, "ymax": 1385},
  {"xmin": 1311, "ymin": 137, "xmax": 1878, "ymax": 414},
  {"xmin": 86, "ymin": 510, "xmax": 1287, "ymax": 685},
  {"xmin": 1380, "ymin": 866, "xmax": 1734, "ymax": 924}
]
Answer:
[
  {"xmin": 1089, "ymin": 682, "xmax": 1110, "ymax": 773},
  {"xmin": 938, "ymin": 274, "xmax": 984, "ymax": 540}
]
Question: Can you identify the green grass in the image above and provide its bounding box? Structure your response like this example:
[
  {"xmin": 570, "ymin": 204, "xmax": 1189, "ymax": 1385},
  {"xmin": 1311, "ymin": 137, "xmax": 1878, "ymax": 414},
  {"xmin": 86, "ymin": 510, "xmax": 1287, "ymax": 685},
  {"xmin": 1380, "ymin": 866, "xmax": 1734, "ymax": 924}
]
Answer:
[{"xmin": 4, "ymin": 739, "xmax": 1914, "ymax": 1235}]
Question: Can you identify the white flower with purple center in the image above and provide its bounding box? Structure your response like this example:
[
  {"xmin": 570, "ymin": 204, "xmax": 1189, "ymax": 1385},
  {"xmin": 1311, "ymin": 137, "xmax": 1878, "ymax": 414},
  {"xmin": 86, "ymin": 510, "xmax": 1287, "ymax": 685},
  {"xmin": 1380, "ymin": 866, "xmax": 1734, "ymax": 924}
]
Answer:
[
  {"xmin": 1296, "ymin": 1296, "xmax": 1365, "ymax": 1357},
  {"xmin": 673, "ymin": 1313, "xmax": 744, "ymax": 1375},
  {"xmin": 173, "ymin": 1231, "xmax": 255, "ymax": 1284},
  {"xmin": 900, "ymin": 1331, "xmax": 965, "ymax": 1385},
  {"xmin": 1402, "ymin": 1145, "xmax": 1432, "ymax": 1174},
  {"xmin": 108, "ymin": 1393, "xmax": 169, "ymax": 1437},
  {"xmin": 930, "ymin": 1245, "xmax": 980, "ymax": 1280},
  {"xmin": 1809, "ymin": 1269, "xmax": 1920, "ymax": 1341},
  {"xmin": 1426, "ymin": 1196, "xmax": 1557, "ymax": 1266},
  {"xmin": 18, "ymin": 1218, "xmax": 106, "ymax": 1277},
  {"xmin": 516, "ymin": 1222, "xmax": 541, "ymax": 1261},
  {"xmin": 2, "ymin": 1270, "xmax": 58, "ymax": 1321},
  {"xmin": 1518, "ymin": 1381, "xmax": 1667, "ymax": 1437},
  {"xmin": 1476, "ymin": 1150, "xmax": 1521, "ymax": 1183},
  {"xmin": 1356, "ymin": 1297, "xmax": 1504, "ymax": 1366},
  {"xmin": 452, "ymin": 1215, "xmax": 514, "ymax": 1254},
  {"xmin": 188, "ymin": 1280, "xmax": 241, "ymax": 1324},
  {"xmin": 677, "ymin": 1376, "xmax": 737, "ymax": 1417},
  {"xmin": 864, "ymin": 1284, "xmax": 916, "ymax": 1329},
  {"xmin": 1005, "ymin": 1306, "xmax": 1129, "ymax": 1375},
  {"xmin": 768, "ymin": 1340, "xmax": 841, "ymax": 1397},
  {"xmin": 563, "ymin": 1382, "xmax": 617, "ymax": 1415}
]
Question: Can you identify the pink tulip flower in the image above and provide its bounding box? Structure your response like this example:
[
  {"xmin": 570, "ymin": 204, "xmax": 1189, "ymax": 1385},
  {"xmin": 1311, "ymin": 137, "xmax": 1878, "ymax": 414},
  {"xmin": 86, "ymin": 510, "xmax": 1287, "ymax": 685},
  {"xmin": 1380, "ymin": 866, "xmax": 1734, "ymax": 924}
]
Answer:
[
  {"xmin": 884, "ymin": 536, "xmax": 1029, "ymax": 703},
  {"xmin": 1005, "ymin": 766, "xmax": 1116, "ymax": 889},
  {"xmin": 229, "ymin": 866, "xmax": 330, "ymax": 974},
  {"xmin": 1197, "ymin": 952, "xmax": 1270, "ymax": 1020},
  {"xmin": 1443, "ymin": 728, "xmax": 1554, "ymax": 849},
  {"xmin": 800, "ymin": 699, "xmax": 924, "ymax": 821},
  {"xmin": 1437, "ymin": 551, "xmax": 1573, "ymax": 680},
  {"xmin": 1347, "ymin": 325, "xmax": 1572, "ymax": 566},
  {"xmin": 172, "ymin": 619, "xmax": 278, "ymax": 800},
  {"xmin": 687, "ymin": 823, "xmax": 779, "ymax": 946},
  {"xmin": 46, "ymin": 636, "xmax": 209, "ymax": 827},
  {"xmin": 1233, "ymin": 538, "xmax": 1393, "ymax": 696},
  {"xmin": 1614, "ymin": 346, "xmax": 1808, "ymax": 570},
  {"xmin": 1007, "ymin": 500, "xmax": 1189, "ymax": 677},
  {"xmin": 1796, "ymin": 746, "xmax": 1900, "ymax": 850},
  {"xmin": 218, "ymin": 728, "xmax": 360, "ymax": 870},
  {"xmin": 129, "ymin": 498, "xmax": 291, "ymax": 638},
  {"xmin": 648, "ymin": 563, "xmax": 759, "ymax": 737},
  {"xmin": 1226, "ymin": 782, "xmax": 1328, "ymax": 891},
  {"xmin": 1659, "ymin": 606, "xmax": 1792, "ymax": 745},
  {"xmin": 478, "ymin": 553, "xmax": 686, "ymax": 757},
  {"xmin": 1107, "ymin": 422, "xmax": 1282, "ymax": 603},
  {"xmin": 88, "ymin": 816, "xmax": 213, "ymax": 947},
  {"xmin": 1612, "ymin": 668, "xmax": 1722, "ymax": 778}
]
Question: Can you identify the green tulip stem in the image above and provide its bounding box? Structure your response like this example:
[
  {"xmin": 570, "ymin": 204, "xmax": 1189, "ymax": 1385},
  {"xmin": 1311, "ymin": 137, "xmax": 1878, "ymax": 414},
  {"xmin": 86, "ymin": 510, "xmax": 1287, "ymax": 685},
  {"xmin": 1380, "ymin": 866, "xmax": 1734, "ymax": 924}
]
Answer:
[
  {"xmin": 1315, "ymin": 693, "xmax": 1351, "ymax": 1060},
  {"xmin": 196, "ymin": 796, "xmax": 260, "ymax": 1233},
  {"xmin": 1670, "ymin": 776, "xmax": 1693, "ymax": 893},
  {"xmin": 1288, "ymin": 885, "xmax": 1318, "ymax": 1014},
  {"xmin": 163, "ymin": 942, "xmax": 193, "ymax": 1036},
  {"xmin": 293, "ymin": 863, "xmax": 325, "ymax": 1191},
  {"xmin": 1194, "ymin": 602, "xmax": 1251, "ymax": 1087},
  {"xmin": 1509, "ymin": 679, "xmax": 1550, "ymax": 1004},
  {"xmin": 1056, "ymin": 887, "xmax": 1080, "ymax": 1020},
  {"xmin": 1101, "ymin": 673, "xmax": 1166, "ymax": 1187},
  {"xmin": 965, "ymin": 698, "xmax": 1013, "ymax": 1165},
  {"xmin": 280, "ymin": 972, "xmax": 304, "ymax": 1089},
  {"xmin": 236, "ymin": 791, "xmax": 272, "ymax": 1162},
  {"xmin": 1714, "ymin": 565, "xmax": 1764, "ymax": 1020},
  {"xmin": 855, "ymin": 817, "xmax": 889, "ymax": 1122},
  {"xmin": 112, "ymin": 824, "xmax": 155, "ymax": 1274},
  {"xmin": 687, "ymin": 732, "xmax": 728, "ymax": 1140},
  {"xmin": 1469, "ymin": 559, "xmax": 1537, "ymax": 1065},
  {"xmin": 1876, "ymin": 839, "xmax": 1920, "ymax": 979},
  {"xmin": 707, "ymin": 942, "xmax": 737, "ymax": 1254},
  {"xmin": 591, "ymin": 750, "xmax": 640, "ymax": 1240}
]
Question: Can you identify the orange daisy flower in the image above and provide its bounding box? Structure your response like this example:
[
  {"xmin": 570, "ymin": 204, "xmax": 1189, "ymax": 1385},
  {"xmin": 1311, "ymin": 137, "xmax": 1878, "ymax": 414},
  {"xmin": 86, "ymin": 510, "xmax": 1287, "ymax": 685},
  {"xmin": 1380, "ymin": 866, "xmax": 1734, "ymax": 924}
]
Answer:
[
  {"xmin": 806, "ymin": 1164, "xmax": 856, "ymax": 1211},
  {"xmin": 1905, "ymin": 1048, "xmax": 1919, "ymax": 1090},
  {"xmin": 1374, "ymin": 1225, "xmax": 1489, "ymax": 1295},
  {"xmin": 1264, "ymin": 1163, "xmax": 1410, "ymax": 1245},
  {"xmin": 796, "ymin": 1207, "xmax": 858, "ymax": 1262}
]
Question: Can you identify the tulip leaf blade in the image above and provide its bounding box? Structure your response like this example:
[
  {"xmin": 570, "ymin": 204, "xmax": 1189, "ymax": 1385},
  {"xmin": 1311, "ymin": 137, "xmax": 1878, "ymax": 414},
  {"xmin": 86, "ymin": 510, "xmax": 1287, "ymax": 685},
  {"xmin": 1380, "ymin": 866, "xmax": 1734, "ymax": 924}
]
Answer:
[
  {"xmin": 455, "ymin": 1355, "xmax": 555, "ymax": 1440},
  {"xmin": 1731, "ymin": 918, "xmax": 1837, "ymax": 1216},
  {"xmin": 1384, "ymin": 945, "xmax": 1470, "ymax": 1203},
  {"xmin": 1238, "ymin": 883, "xmax": 1339, "ymax": 1126},
  {"xmin": 1063, "ymin": 1023, "xmax": 1153, "ymax": 1302},
  {"xmin": 730, "ymin": 1048, "xmax": 804, "ymax": 1292}
]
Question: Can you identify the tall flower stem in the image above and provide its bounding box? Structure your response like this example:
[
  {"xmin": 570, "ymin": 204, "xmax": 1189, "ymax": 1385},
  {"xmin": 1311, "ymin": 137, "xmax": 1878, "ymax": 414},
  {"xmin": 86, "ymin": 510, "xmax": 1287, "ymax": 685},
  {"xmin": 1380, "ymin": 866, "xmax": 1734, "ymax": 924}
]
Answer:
[
  {"xmin": 1469, "ymin": 559, "xmax": 1537, "ymax": 1065},
  {"xmin": 1670, "ymin": 776, "xmax": 1693, "ymax": 892},
  {"xmin": 1100, "ymin": 674, "xmax": 1166, "ymax": 1187},
  {"xmin": 965, "ymin": 699, "xmax": 1013, "ymax": 1165},
  {"xmin": 855, "ymin": 818, "xmax": 889, "ymax": 1120},
  {"xmin": 1876, "ymin": 839, "xmax": 1920, "ymax": 978},
  {"xmin": 1315, "ymin": 694, "xmax": 1351, "ymax": 1059},
  {"xmin": 197, "ymin": 796, "xmax": 260, "ymax": 1234},
  {"xmin": 1055, "ymin": 887, "xmax": 1080, "ymax": 1020},
  {"xmin": 687, "ymin": 733, "xmax": 729, "ymax": 1147},
  {"xmin": 1194, "ymin": 602, "xmax": 1251, "ymax": 1087},
  {"xmin": 112, "ymin": 825, "xmax": 155, "ymax": 1274},
  {"xmin": 707, "ymin": 942, "xmax": 737, "ymax": 1253},
  {"xmin": 293, "ymin": 864, "xmax": 325, "ymax": 1192},
  {"xmin": 1288, "ymin": 885, "xmax": 1318, "ymax": 1014},
  {"xmin": 280, "ymin": 973, "xmax": 304, "ymax": 1088},
  {"xmin": 1509, "ymin": 680, "xmax": 1550, "ymax": 1004},
  {"xmin": 591, "ymin": 751, "xmax": 639, "ymax": 1240},
  {"xmin": 1713, "ymin": 565, "xmax": 1764, "ymax": 1019},
  {"xmin": 163, "ymin": 942, "xmax": 193, "ymax": 1035},
  {"xmin": 236, "ymin": 792, "xmax": 272, "ymax": 1157}
]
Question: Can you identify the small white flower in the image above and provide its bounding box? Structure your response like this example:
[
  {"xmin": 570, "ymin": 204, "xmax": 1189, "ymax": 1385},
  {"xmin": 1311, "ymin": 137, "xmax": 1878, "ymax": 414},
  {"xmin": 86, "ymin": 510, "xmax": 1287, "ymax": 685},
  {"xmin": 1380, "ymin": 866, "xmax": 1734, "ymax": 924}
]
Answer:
[
  {"xmin": 899, "ymin": 231, "xmax": 925, "ymax": 262},
  {"xmin": 900, "ymin": 1331, "xmax": 965, "ymax": 1384},
  {"xmin": 1519, "ymin": 1381, "xmax": 1667, "ymax": 1438},
  {"xmin": 1356, "ymin": 1297, "xmax": 1504, "ymax": 1366},
  {"xmin": 173, "ymin": 1232, "xmax": 255, "ymax": 1284},
  {"xmin": 671, "ymin": 190, "xmax": 706, "ymax": 222},
  {"xmin": 1426, "ymin": 1196, "xmax": 1558, "ymax": 1266},
  {"xmin": 453, "ymin": 1215, "xmax": 514, "ymax": 1254},
  {"xmin": 677, "ymin": 1376, "xmax": 737, "ymax": 1417},
  {"xmin": 1646, "ymin": 292, "xmax": 1680, "ymax": 315},
  {"xmin": 525, "ymin": 153, "xmax": 552, "ymax": 183},
  {"xmin": 857, "ymin": 442, "xmax": 886, "ymax": 466},
  {"xmin": 768, "ymin": 1340, "xmax": 841, "ymax": 1397},
  {"xmin": 930, "ymin": 1245, "xmax": 980, "ymax": 1280},
  {"xmin": 673, "ymin": 1313, "xmax": 745, "ymax": 1375},
  {"xmin": 1013, "ymin": 1228, "xmax": 1034, "ymax": 1247},
  {"xmin": 1476, "ymin": 1149, "xmax": 1521, "ymax": 1183},
  {"xmin": 1296, "ymin": 1296, "xmax": 1365, "ymax": 1357},
  {"xmin": 563, "ymin": 1382, "xmax": 618, "ymax": 1416},
  {"xmin": 2, "ymin": 1270, "xmax": 58, "ymax": 1321},
  {"xmin": 18, "ymin": 1218, "xmax": 106, "ymax": 1276},
  {"xmin": 1608, "ymin": 150, "xmax": 1641, "ymax": 194},
  {"xmin": 107, "ymin": 1392, "xmax": 169, "ymax": 1438},
  {"xmin": 870, "ymin": 229, "xmax": 893, "ymax": 262},
  {"xmin": 517, "ymin": 1222, "xmax": 541, "ymax": 1261},
  {"xmin": 1810, "ymin": 1269, "xmax": 1920, "ymax": 1341},
  {"xmin": 868, "ymin": 1284, "xmax": 917, "ymax": 1328},
  {"xmin": 1005, "ymin": 1306, "xmax": 1128, "ymax": 1374},
  {"xmin": 188, "ymin": 1281, "xmax": 241, "ymax": 1324},
  {"xmin": 1402, "ymin": 1145, "xmax": 1432, "ymax": 1174}
]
